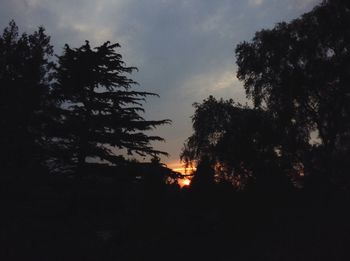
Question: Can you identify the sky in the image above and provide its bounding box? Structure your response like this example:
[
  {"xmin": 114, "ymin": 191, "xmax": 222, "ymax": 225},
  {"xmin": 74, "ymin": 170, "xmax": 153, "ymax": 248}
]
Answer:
[{"xmin": 0, "ymin": 0, "xmax": 321, "ymax": 169}]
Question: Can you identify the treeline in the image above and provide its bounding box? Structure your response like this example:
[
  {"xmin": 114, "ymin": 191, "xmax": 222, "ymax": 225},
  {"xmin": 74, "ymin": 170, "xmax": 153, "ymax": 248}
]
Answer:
[
  {"xmin": 183, "ymin": 0, "xmax": 350, "ymax": 195},
  {"xmin": 1, "ymin": 0, "xmax": 350, "ymax": 260},
  {"xmin": 0, "ymin": 21, "xmax": 172, "ymax": 183}
]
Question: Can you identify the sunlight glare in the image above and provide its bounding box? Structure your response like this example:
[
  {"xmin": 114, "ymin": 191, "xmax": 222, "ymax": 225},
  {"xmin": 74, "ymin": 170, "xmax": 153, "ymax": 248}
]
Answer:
[
  {"xmin": 183, "ymin": 179, "xmax": 191, "ymax": 186},
  {"xmin": 179, "ymin": 178, "xmax": 191, "ymax": 188}
]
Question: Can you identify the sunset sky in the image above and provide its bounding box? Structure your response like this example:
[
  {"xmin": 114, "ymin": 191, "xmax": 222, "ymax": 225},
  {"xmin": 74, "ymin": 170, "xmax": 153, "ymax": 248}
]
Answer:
[{"xmin": 0, "ymin": 0, "xmax": 321, "ymax": 169}]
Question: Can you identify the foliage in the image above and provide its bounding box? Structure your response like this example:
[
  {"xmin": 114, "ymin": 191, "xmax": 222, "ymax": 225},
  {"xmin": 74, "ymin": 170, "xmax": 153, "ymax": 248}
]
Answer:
[
  {"xmin": 0, "ymin": 20, "xmax": 54, "ymax": 174},
  {"xmin": 53, "ymin": 41, "xmax": 170, "ymax": 173},
  {"xmin": 181, "ymin": 96, "xmax": 291, "ymax": 189},
  {"xmin": 0, "ymin": 21, "xmax": 170, "ymax": 177},
  {"xmin": 235, "ymin": 0, "xmax": 350, "ymax": 186},
  {"xmin": 182, "ymin": 1, "xmax": 350, "ymax": 190}
]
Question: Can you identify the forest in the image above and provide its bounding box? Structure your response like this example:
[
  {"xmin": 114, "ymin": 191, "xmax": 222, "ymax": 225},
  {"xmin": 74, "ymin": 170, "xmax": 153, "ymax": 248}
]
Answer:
[{"xmin": 1, "ymin": 0, "xmax": 350, "ymax": 260}]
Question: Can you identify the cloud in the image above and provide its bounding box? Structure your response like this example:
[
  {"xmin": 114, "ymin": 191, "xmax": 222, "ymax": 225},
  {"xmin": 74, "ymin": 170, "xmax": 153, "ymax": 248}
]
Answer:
[
  {"xmin": 181, "ymin": 68, "xmax": 245, "ymax": 102},
  {"xmin": 288, "ymin": 0, "xmax": 320, "ymax": 10},
  {"xmin": 0, "ymin": 0, "xmax": 323, "ymax": 163},
  {"xmin": 249, "ymin": 0, "xmax": 264, "ymax": 6}
]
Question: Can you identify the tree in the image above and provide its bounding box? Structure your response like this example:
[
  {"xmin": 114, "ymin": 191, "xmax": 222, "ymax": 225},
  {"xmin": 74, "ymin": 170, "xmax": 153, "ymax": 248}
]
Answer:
[
  {"xmin": 181, "ymin": 96, "xmax": 291, "ymax": 190},
  {"xmin": 53, "ymin": 41, "xmax": 170, "ymax": 174},
  {"xmin": 235, "ymin": 0, "xmax": 350, "ymax": 187},
  {"xmin": 0, "ymin": 21, "xmax": 54, "ymax": 175}
]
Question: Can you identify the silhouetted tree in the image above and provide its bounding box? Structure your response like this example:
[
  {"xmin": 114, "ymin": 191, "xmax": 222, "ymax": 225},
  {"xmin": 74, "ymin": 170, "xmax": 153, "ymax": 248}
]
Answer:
[
  {"xmin": 190, "ymin": 155, "xmax": 215, "ymax": 191},
  {"xmin": 0, "ymin": 21, "xmax": 54, "ymax": 176},
  {"xmin": 181, "ymin": 96, "xmax": 292, "ymax": 190},
  {"xmin": 236, "ymin": 0, "xmax": 350, "ymax": 188},
  {"xmin": 53, "ymin": 41, "xmax": 170, "ymax": 174}
]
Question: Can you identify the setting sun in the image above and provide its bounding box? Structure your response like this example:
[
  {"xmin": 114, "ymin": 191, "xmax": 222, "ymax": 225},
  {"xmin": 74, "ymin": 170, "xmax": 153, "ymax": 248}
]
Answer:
[
  {"xmin": 183, "ymin": 179, "xmax": 191, "ymax": 186},
  {"xmin": 167, "ymin": 162, "xmax": 195, "ymax": 188},
  {"xmin": 179, "ymin": 178, "xmax": 191, "ymax": 188}
]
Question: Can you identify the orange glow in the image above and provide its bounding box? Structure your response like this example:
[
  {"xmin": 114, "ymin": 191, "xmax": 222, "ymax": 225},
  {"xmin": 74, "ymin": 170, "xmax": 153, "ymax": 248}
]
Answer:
[
  {"xmin": 167, "ymin": 162, "xmax": 196, "ymax": 175},
  {"xmin": 179, "ymin": 178, "xmax": 191, "ymax": 188},
  {"xmin": 183, "ymin": 179, "xmax": 191, "ymax": 186},
  {"xmin": 167, "ymin": 161, "xmax": 195, "ymax": 188},
  {"xmin": 172, "ymin": 167, "xmax": 194, "ymax": 174}
]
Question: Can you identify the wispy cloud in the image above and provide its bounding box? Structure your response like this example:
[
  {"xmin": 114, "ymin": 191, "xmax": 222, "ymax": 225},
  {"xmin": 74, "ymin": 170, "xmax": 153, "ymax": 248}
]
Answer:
[
  {"xmin": 249, "ymin": 0, "xmax": 264, "ymax": 6},
  {"xmin": 0, "ymin": 0, "xmax": 322, "ymax": 163},
  {"xmin": 181, "ymin": 68, "xmax": 245, "ymax": 102}
]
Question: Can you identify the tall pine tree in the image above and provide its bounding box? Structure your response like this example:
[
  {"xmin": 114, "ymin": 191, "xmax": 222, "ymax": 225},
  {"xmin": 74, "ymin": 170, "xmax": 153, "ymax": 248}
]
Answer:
[{"xmin": 53, "ymin": 41, "xmax": 170, "ymax": 174}]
